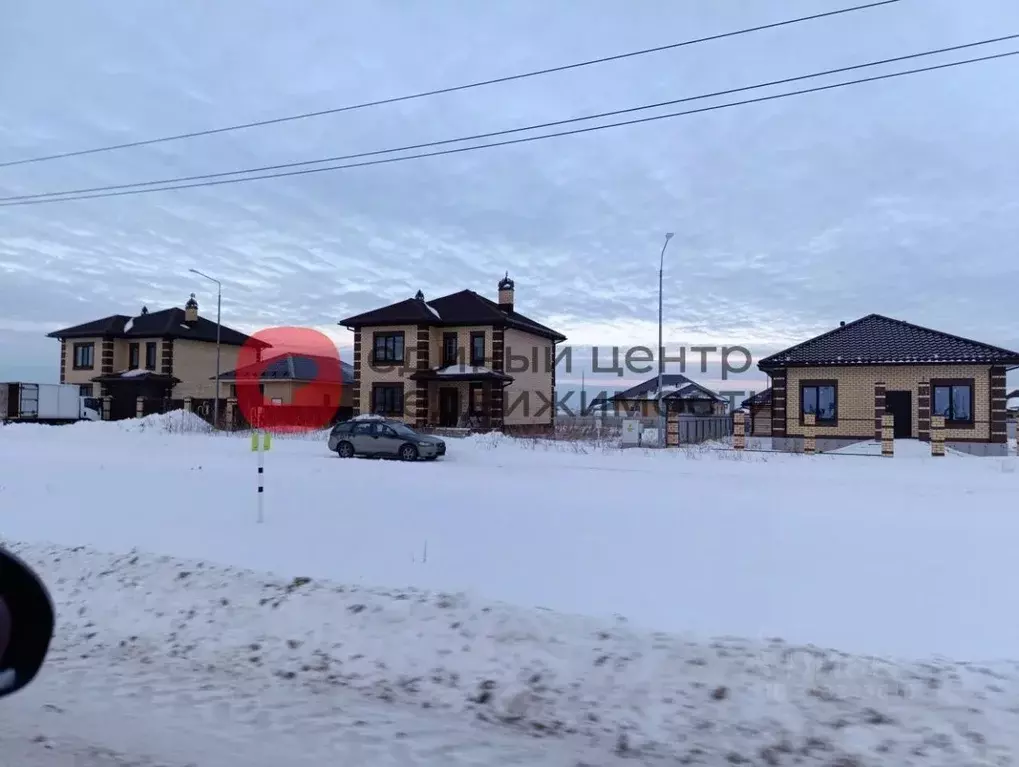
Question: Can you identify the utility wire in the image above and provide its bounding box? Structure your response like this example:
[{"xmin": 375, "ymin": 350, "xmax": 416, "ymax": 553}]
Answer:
[
  {"xmin": 0, "ymin": 0, "xmax": 903, "ymax": 169},
  {"xmin": 1, "ymin": 47, "xmax": 1015, "ymax": 209},
  {"xmin": 2, "ymin": 35, "xmax": 1016, "ymax": 206}
]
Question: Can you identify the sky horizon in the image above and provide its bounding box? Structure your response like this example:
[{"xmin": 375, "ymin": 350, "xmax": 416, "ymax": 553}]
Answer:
[{"xmin": 4, "ymin": 0, "xmax": 1019, "ymax": 389}]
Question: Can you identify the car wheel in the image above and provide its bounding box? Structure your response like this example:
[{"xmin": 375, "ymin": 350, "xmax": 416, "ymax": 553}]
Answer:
[
  {"xmin": 336, "ymin": 441, "xmax": 354, "ymax": 458},
  {"xmin": 399, "ymin": 443, "xmax": 419, "ymax": 461}
]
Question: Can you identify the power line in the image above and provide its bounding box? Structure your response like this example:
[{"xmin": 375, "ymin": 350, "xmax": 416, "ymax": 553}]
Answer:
[
  {"xmin": 2, "ymin": 35, "xmax": 1016, "ymax": 205},
  {"xmin": 1, "ymin": 47, "xmax": 1015, "ymax": 209},
  {"xmin": 0, "ymin": 0, "xmax": 903, "ymax": 169}
]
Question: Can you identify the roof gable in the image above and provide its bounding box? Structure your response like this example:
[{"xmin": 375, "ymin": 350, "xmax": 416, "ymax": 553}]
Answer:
[
  {"xmin": 758, "ymin": 314, "xmax": 1019, "ymax": 369},
  {"xmin": 589, "ymin": 374, "xmax": 724, "ymax": 405},
  {"xmin": 48, "ymin": 307, "xmax": 264, "ymax": 347},
  {"xmin": 219, "ymin": 353, "xmax": 354, "ymax": 384},
  {"xmin": 339, "ymin": 289, "xmax": 566, "ymax": 341}
]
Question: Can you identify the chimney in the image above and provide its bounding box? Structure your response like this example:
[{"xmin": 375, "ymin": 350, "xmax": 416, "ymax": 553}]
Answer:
[
  {"xmin": 184, "ymin": 293, "xmax": 199, "ymax": 323},
  {"xmin": 497, "ymin": 272, "xmax": 515, "ymax": 313}
]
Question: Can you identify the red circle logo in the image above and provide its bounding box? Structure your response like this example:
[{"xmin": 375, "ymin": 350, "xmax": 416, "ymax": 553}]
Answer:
[{"xmin": 235, "ymin": 327, "xmax": 344, "ymax": 433}]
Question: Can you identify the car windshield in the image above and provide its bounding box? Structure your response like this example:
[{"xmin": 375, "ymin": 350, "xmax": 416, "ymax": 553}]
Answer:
[{"xmin": 389, "ymin": 423, "xmax": 417, "ymax": 437}]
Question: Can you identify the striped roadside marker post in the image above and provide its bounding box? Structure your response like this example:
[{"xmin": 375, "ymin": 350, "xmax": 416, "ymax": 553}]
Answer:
[{"xmin": 251, "ymin": 429, "xmax": 271, "ymax": 522}]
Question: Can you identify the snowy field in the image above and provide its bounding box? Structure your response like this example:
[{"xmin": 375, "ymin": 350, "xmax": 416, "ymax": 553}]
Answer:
[{"xmin": 1, "ymin": 413, "xmax": 1018, "ymax": 764}]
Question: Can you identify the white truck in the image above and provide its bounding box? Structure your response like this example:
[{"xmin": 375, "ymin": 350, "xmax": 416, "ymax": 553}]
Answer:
[{"xmin": 0, "ymin": 383, "xmax": 102, "ymax": 424}]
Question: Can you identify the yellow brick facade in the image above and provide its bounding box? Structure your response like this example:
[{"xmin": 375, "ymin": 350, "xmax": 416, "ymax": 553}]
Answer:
[
  {"xmin": 784, "ymin": 364, "xmax": 992, "ymax": 441},
  {"xmin": 502, "ymin": 328, "xmax": 554, "ymax": 426},
  {"xmin": 172, "ymin": 339, "xmax": 242, "ymax": 398},
  {"xmin": 355, "ymin": 324, "xmax": 420, "ymax": 422}
]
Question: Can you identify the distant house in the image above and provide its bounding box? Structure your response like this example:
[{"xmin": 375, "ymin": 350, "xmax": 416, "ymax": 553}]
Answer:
[
  {"xmin": 740, "ymin": 388, "xmax": 772, "ymax": 436},
  {"xmin": 47, "ymin": 294, "xmax": 267, "ymax": 420},
  {"xmin": 339, "ymin": 275, "xmax": 566, "ymax": 433},
  {"xmin": 215, "ymin": 353, "xmax": 356, "ymax": 422},
  {"xmin": 587, "ymin": 374, "xmax": 728, "ymax": 417},
  {"xmin": 757, "ymin": 314, "xmax": 1019, "ymax": 456}
]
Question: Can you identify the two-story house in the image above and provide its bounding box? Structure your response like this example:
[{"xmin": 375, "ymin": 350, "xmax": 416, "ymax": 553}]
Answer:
[
  {"xmin": 48, "ymin": 294, "xmax": 265, "ymax": 419},
  {"xmin": 339, "ymin": 275, "xmax": 566, "ymax": 433}
]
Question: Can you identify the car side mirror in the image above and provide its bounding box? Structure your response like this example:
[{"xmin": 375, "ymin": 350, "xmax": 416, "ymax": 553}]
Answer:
[{"xmin": 0, "ymin": 547, "xmax": 55, "ymax": 698}]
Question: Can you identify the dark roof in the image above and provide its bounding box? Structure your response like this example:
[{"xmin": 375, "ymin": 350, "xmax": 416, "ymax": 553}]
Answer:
[
  {"xmin": 48, "ymin": 306, "xmax": 266, "ymax": 348},
  {"xmin": 588, "ymin": 374, "xmax": 724, "ymax": 408},
  {"xmin": 409, "ymin": 365, "xmax": 512, "ymax": 383},
  {"xmin": 758, "ymin": 314, "xmax": 1019, "ymax": 369},
  {"xmin": 339, "ymin": 289, "xmax": 566, "ymax": 342},
  {"xmin": 741, "ymin": 388, "xmax": 772, "ymax": 407},
  {"xmin": 217, "ymin": 353, "xmax": 354, "ymax": 384},
  {"xmin": 1007, "ymin": 389, "xmax": 1019, "ymax": 400}
]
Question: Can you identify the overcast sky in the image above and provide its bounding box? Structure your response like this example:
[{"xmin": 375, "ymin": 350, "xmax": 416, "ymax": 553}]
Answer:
[{"xmin": 2, "ymin": 0, "xmax": 1018, "ymax": 395}]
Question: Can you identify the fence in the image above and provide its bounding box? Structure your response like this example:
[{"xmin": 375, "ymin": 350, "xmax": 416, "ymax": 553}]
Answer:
[
  {"xmin": 668, "ymin": 414, "xmax": 733, "ymax": 445},
  {"xmin": 556, "ymin": 414, "xmax": 732, "ymax": 445}
]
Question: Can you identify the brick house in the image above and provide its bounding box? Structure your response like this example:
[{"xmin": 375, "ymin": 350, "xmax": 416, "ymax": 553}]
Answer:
[
  {"xmin": 757, "ymin": 314, "xmax": 1019, "ymax": 455},
  {"xmin": 740, "ymin": 388, "xmax": 772, "ymax": 436},
  {"xmin": 338, "ymin": 276, "xmax": 566, "ymax": 433},
  {"xmin": 48, "ymin": 294, "xmax": 265, "ymax": 419},
  {"xmin": 587, "ymin": 374, "xmax": 728, "ymax": 417}
]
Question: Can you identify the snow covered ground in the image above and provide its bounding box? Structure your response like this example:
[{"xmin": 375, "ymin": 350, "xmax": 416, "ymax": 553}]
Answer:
[{"xmin": 1, "ymin": 413, "xmax": 1018, "ymax": 764}]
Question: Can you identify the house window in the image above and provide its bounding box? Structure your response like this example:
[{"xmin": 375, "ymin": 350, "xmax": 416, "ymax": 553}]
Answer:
[
  {"xmin": 72, "ymin": 342, "xmax": 95, "ymax": 370},
  {"xmin": 372, "ymin": 332, "xmax": 405, "ymax": 365},
  {"xmin": 470, "ymin": 332, "xmax": 485, "ymax": 367},
  {"xmin": 145, "ymin": 342, "xmax": 157, "ymax": 370},
  {"xmin": 932, "ymin": 379, "xmax": 973, "ymax": 424},
  {"xmin": 800, "ymin": 380, "xmax": 837, "ymax": 423},
  {"xmin": 371, "ymin": 383, "xmax": 404, "ymax": 416},
  {"xmin": 469, "ymin": 383, "xmax": 485, "ymax": 414},
  {"xmin": 442, "ymin": 333, "xmax": 458, "ymax": 367},
  {"xmin": 128, "ymin": 343, "xmax": 140, "ymax": 369},
  {"xmin": 78, "ymin": 384, "xmax": 93, "ymax": 397}
]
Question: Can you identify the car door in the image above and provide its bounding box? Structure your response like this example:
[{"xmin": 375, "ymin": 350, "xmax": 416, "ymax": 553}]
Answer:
[
  {"xmin": 349, "ymin": 421, "xmax": 375, "ymax": 452},
  {"xmin": 374, "ymin": 424, "xmax": 403, "ymax": 456}
]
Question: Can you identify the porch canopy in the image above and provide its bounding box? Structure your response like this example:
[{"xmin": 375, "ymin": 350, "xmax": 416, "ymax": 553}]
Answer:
[
  {"xmin": 91, "ymin": 370, "xmax": 180, "ymax": 396},
  {"xmin": 408, "ymin": 364, "xmax": 513, "ymax": 383}
]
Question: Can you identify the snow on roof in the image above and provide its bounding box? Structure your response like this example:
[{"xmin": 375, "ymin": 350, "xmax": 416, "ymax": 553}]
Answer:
[
  {"xmin": 124, "ymin": 317, "xmax": 134, "ymax": 333},
  {"xmin": 426, "ymin": 303, "xmax": 440, "ymax": 318},
  {"xmin": 435, "ymin": 365, "xmax": 495, "ymax": 376},
  {"xmin": 120, "ymin": 368, "xmax": 150, "ymax": 378},
  {"xmin": 351, "ymin": 413, "xmax": 386, "ymax": 421}
]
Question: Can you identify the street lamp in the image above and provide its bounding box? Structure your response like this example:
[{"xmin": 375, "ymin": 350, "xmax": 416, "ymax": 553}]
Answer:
[
  {"xmin": 189, "ymin": 268, "xmax": 222, "ymax": 429},
  {"xmin": 657, "ymin": 232, "xmax": 674, "ymax": 444}
]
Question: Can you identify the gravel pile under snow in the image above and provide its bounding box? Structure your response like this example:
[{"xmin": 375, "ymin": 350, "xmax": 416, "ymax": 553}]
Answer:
[{"xmin": 6, "ymin": 539, "xmax": 1017, "ymax": 766}]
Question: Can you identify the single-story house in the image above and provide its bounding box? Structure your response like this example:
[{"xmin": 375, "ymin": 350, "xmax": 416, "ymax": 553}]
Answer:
[
  {"xmin": 757, "ymin": 313, "xmax": 1019, "ymax": 456},
  {"xmin": 587, "ymin": 374, "xmax": 728, "ymax": 417},
  {"xmin": 740, "ymin": 388, "xmax": 772, "ymax": 436}
]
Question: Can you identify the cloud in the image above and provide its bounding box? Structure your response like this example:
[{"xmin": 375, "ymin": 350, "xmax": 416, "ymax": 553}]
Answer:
[{"xmin": 3, "ymin": 0, "xmax": 1019, "ymax": 385}]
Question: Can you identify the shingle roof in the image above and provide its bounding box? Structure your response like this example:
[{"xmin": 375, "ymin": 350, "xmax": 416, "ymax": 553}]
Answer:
[
  {"xmin": 741, "ymin": 388, "xmax": 772, "ymax": 407},
  {"xmin": 47, "ymin": 305, "xmax": 265, "ymax": 347},
  {"xmin": 758, "ymin": 314, "xmax": 1019, "ymax": 369},
  {"xmin": 587, "ymin": 374, "xmax": 724, "ymax": 408},
  {"xmin": 217, "ymin": 353, "xmax": 354, "ymax": 384},
  {"xmin": 339, "ymin": 289, "xmax": 566, "ymax": 342}
]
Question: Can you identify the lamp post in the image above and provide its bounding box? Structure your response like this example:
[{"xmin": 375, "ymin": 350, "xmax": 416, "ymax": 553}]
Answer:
[
  {"xmin": 657, "ymin": 232, "xmax": 674, "ymax": 443},
  {"xmin": 189, "ymin": 268, "xmax": 222, "ymax": 428}
]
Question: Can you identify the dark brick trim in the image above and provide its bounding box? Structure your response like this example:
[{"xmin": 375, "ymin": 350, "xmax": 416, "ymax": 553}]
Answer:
[
  {"xmin": 100, "ymin": 339, "xmax": 115, "ymax": 375},
  {"xmin": 160, "ymin": 339, "xmax": 174, "ymax": 376},
  {"xmin": 917, "ymin": 380, "xmax": 931, "ymax": 441},
  {"xmin": 59, "ymin": 343, "xmax": 67, "ymax": 383},
  {"xmin": 874, "ymin": 382, "xmax": 886, "ymax": 440},
  {"xmin": 770, "ymin": 370, "xmax": 787, "ymax": 436},
  {"xmin": 352, "ymin": 330, "xmax": 362, "ymax": 414},
  {"xmin": 491, "ymin": 326, "xmax": 505, "ymax": 373},
  {"xmin": 490, "ymin": 382, "xmax": 505, "ymax": 427},
  {"xmin": 990, "ymin": 365, "xmax": 1007, "ymax": 443},
  {"xmin": 416, "ymin": 326, "xmax": 431, "ymax": 371}
]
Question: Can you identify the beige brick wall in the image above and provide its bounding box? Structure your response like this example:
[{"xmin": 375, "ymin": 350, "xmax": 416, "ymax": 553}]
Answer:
[
  {"xmin": 356, "ymin": 324, "xmax": 420, "ymax": 423},
  {"xmin": 429, "ymin": 325, "xmax": 494, "ymax": 369},
  {"xmin": 173, "ymin": 339, "xmax": 242, "ymax": 398},
  {"xmin": 503, "ymin": 328, "xmax": 554, "ymax": 426},
  {"xmin": 61, "ymin": 337, "xmax": 103, "ymax": 386},
  {"xmin": 785, "ymin": 364, "xmax": 991, "ymax": 440}
]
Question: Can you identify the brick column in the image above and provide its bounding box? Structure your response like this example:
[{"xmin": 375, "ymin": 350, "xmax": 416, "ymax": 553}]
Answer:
[
  {"xmin": 102, "ymin": 395, "xmax": 112, "ymax": 420},
  {"xmin": 990, "ymin": 365, "xmax": 1007, "ymax": 445},
  {"xmin": 881, "ymin": 414, "xmax": 894, "ymax": 456},
  {"xmin": 917, "ymin": 381, "xmax": 931, "ymax": 441},
  {"xmin": 803, "ymin": 413, "xmax": 816, "ymax": 454},
  {"xmin": 666, "ymin": 409, "xmax": 679, "ymax": 446},
  {"xmin": 733, "ymin": 411, "xmax": 746, "ymax": 450},
  {"xmin": 351, "ymin": 330, "xmax": 362, "ymax": 416},
  {"xmin": 184, "ymin": 396, "xmax": 193, "ymax": 412},
  {"xmin": 874, "ymin": 382, "xmax": 886, "ymax": 440},
  {"xmin": 414, "ymin": 326, "xmax": 430, "ymax": 427},
  {"xmin": 930, "ymin": 415, "xmax": 945, "ymax": 456},
  {"xmin": 135, "ymin": 396, "xmax": 145, "ymax": 418},
  {"xmin": 226, "ymin": 397, "xmax": 237, "ymax": 429},
  {"xmin": 59, "ymin": 343, "xmax": 67, "ymax": 383},
  {"xmin": 770, "ymin": 370, "xmax": 787, "ymax": 438},
  {"xmin": 160, "ymin": 339, "xmax": 174, "ymax": 376}
]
